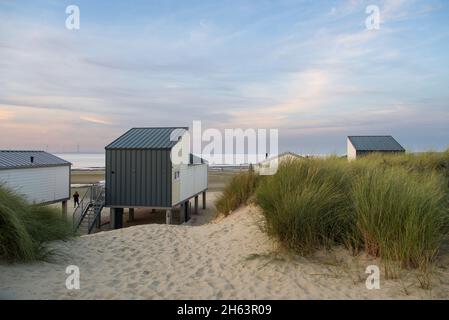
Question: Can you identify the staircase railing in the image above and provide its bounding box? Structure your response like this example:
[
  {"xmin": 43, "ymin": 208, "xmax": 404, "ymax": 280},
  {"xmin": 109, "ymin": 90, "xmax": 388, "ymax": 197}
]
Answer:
[
  {"xmin": 73, "ymin": 183, "xmax": 105, "ymax": 233},
  {"xmin": 87, "ymin": 187, "xmax": 105, "ymax": 233},
  {"xmin": 73, "ymin": 186, "xmax": 93, "ymax": 230}
]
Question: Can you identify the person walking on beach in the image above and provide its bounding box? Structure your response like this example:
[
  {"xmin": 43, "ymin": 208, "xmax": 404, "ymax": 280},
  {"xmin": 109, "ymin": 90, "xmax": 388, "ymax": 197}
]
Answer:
[{"xmin": 73, "ymin": 191, "xmax": 80, "ymax": 208}]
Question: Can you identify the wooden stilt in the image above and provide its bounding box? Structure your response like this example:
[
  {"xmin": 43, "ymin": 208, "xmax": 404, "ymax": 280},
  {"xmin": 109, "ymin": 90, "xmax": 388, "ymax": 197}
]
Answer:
[
  {"xmin": 116, "ymin": 208, "xmax": 123, "ymax": 228},
  {"xmin": 110, "ymin": 208, "xmax": 116, "ymax": 230},
  {"xmin": 185, "ymin": 201, "xmax": 189, "ymax": 222},
  {"xmin": 194, "ymin": 196, "xmax": 198, "ymax": 214},
  {"xmin": 128, "ymin": 208, "xmax": 135, "ymax": 222},
  {"xmin": 166, "ymin": 209, "xmax": 172, "ymax": 224},
  {"xmin": 110, "ymin": 208, "xmax": 123, "ymax": 229},
  {"xmin": 62, "ymin": 200, "xmax": 68, "ymax": 219},
  {"xmin": 202, "ymin": 191, "xmax": 206, "ymax": 209}
]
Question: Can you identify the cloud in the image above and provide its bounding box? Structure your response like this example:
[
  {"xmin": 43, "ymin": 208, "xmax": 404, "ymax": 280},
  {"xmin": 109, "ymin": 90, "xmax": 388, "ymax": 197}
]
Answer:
[
  {"xmin": 225, "ymin": 69, "xmax": 332, "ymax": 127},
  {"xmin": 381, "ymin": 0, "xmax": 412, "ymax": 22},
  {"xmin": 80, "ymin": 115, "xmax": 112, "ymax": 125},
  {"xmin": 0, "ymin": 0, "xmax": 447, "ymax": 153},
  {"xmin": 0, "ymin": 109, "xmax": 15, "ymax": 121},
  {"xmin": 329, "ymin": 0, "xmax": 426, "ymax": 24}
]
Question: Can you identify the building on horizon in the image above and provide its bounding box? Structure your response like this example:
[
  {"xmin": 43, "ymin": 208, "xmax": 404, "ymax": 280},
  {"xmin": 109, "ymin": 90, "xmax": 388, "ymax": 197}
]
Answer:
[{"xmin": 347, "ymin": 136, "xmax": 405, "ymax": 161}]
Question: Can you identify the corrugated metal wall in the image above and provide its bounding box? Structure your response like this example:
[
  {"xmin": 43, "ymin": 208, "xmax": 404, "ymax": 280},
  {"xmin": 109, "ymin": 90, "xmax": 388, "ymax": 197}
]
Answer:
[{"xmin": 106, "ymin": 149, "xmax": 172, "ymax": 208}]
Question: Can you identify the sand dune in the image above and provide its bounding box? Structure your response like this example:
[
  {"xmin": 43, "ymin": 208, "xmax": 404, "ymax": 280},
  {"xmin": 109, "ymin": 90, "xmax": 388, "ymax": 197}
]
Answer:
[{"xmin": 1, "ymin": 202, "xmax": 448, "ymax": 299}]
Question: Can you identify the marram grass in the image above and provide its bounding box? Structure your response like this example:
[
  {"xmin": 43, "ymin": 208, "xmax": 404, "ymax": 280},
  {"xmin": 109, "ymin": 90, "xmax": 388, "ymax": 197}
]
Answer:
[
  {"xmin": 352, "ymin": 167, "xmax": 449, "ymax": 269},
  {"xmin": 215, "ymin": 169, "xmax": 260, "ymax": 216},
  {"xmin": 218, "ymin": 151, "xmax": 449, "ymax": 278},
  {"xmin": 0, "ymin": 185, "xmax": 74, "ymax": 262},
  {"xmin": 256, "ymin": 159, "xmax": 355, "ymax": 254}
]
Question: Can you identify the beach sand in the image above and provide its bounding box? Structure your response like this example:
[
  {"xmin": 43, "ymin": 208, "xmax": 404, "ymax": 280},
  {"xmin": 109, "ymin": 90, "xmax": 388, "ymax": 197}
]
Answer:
[
  {"xmin": 1, "ymin": 193, "xmax": 448, "ymax": 299},
  {"xmin": 69, "ymin": 169, "xmax": 234, "ymax": 190},
  {"xmin": 70, "ymin": 170, "xmax": 105, "ymax": 185}
]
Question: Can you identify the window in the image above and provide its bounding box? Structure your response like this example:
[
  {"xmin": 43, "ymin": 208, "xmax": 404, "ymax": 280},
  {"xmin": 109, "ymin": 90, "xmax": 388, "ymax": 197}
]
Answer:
[{"xmin": 174, "ymin": 171, "xmax": 180, "ymax": 180}]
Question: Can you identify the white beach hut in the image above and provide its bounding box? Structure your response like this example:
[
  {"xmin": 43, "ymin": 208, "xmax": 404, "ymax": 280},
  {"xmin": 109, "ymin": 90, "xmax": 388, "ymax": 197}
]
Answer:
[
  {"xmin": 255, "ymin": 151, "xmax": 302, "ymax": 174},
  {"xmin": 347, "ymin": 136, "xmax": 405, "ymax": 161},
  {"xmin": 0, "ymin": 150, "xmax": 71, "ymax": 216}
]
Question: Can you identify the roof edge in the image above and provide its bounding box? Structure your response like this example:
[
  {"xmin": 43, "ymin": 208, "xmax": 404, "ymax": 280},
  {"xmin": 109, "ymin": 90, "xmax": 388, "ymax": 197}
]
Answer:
[
  {"xmin": 105, "ymin": 127, "xmax": 189, "ymax": 150},
  {"xmin": 348, "ymin": 135, "xmax": 394, "ymax": 138},
  {"xmin": 0, "ymin": 150, "xmax": 72, "ymax": 167},
  {"xmin": 347, "ymin": 136, "xmax": 405, "ymax": 151},
  {"xmin": 0, "ymin": 163, "xmax": 71, "ymax": 170}
]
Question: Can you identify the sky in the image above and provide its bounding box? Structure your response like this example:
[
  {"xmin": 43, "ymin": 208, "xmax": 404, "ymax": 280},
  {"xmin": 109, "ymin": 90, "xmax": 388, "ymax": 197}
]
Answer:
[{"xmin": 0, "ymin": 0, "xmax": 448, "ymax": 154}]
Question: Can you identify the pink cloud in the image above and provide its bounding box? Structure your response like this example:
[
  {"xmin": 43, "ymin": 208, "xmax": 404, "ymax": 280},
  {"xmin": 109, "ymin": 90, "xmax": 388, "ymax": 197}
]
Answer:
[{"xmin": 80, "ymin": 115, "xmax": 112, "ymax": 125}]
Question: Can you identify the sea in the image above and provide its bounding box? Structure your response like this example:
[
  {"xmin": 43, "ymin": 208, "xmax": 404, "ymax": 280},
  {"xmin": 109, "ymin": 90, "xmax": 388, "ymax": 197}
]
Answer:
[
  {"xmin": 55, "ymin": 153, "xmax": 105, "ymax": 170},
  {"xmin": 54, "ymin": 153, "xmax": 251, "ymax": 171}
]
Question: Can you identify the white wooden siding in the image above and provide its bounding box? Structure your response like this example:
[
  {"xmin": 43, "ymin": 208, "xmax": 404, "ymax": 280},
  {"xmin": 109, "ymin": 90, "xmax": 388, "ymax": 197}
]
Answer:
[
  {"xmin": 347, "ymin": 138, "xmax": 357, "ymax": 161},
  {"xmin": 171, "ymin": 166, "xmax": 181, "ymax": 205},
  {"xmin": 174, "ymin": 164, "xmax": 207, "ymax": 205},
  {"xmin": 0, "ymin": 166, "xmax": 70, "ymax": 204}
]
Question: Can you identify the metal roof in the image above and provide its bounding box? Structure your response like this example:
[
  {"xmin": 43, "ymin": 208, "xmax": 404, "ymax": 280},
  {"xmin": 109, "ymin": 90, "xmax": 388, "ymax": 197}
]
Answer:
[
  {"xmin": 348, "ymin": 136, "xmax": 405, "ymax": 151},
  {"xmin": 0, "ymin": 151, "xmax": 71, "ymax": 170},
  {"xmin": 259, "ymin": 151, "xmax": 303, "ymax": 163},
  {"xmin": 105, "ymin": 127, "xmax": 188, "ymax": 150}
]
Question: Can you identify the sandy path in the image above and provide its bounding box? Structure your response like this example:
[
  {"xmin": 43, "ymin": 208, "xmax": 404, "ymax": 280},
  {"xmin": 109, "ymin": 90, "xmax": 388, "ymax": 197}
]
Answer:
[{"xmin": 1, "ymin": 204, "xmax": 448, "ymax": 299}]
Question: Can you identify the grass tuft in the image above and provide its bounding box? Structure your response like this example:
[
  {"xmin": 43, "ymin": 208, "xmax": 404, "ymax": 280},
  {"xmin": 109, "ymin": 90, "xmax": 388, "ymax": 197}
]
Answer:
[
  {"xmin": 256, "ymin": 159, "xmax": 355, "ymax": 254},
  {"xmin": 215, "ymin": 170, "xmax": 261, "ymax": 216},
  {"xmin": 0, "ymin": 185, "xmax": 74, "ymax": 262},
  {"xmin": 352, "ymin": 167, "xmax": 449, "ymax": 271}
]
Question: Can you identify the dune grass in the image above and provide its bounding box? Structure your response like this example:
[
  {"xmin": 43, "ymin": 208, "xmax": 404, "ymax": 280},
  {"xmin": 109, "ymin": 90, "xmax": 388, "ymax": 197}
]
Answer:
[
  {"xmin": 218, "ymin": 151, "xmax": 449, "ymax": 277},
  {"xmin": 256, "ymin": 159, "xmax": 355, "ymax": 254},
  {"xmin": 215, "ymin": 170, "xmax": 261, "ymax": 216},
  {"xmin": 349, "ymin": 150, "xmax": 449, "ymax": 179},
  {"xmin": 352, "ymin": 167, "xmax": 449, "ymax": 270},
  {"xmin": 0, "ymin": 185, "xmax": 74, "ymax": 262}
]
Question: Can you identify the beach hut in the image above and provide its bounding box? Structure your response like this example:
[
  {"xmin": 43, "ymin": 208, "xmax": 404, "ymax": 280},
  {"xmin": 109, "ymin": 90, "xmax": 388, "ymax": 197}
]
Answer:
[
  {"xmin": 347, "ymin": 136, "xmax": 405, "ymax": 161},
  {"xmin": 0, "ymin": 150, "xmax": 71, "ymax": 216},
  {"xmin": 105, "ymin": 127, "xmax": 208, "ymax": 228},
  {"xmin": 255, "ymin": 151, "xmax": 302, "ymax": 174}
]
